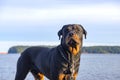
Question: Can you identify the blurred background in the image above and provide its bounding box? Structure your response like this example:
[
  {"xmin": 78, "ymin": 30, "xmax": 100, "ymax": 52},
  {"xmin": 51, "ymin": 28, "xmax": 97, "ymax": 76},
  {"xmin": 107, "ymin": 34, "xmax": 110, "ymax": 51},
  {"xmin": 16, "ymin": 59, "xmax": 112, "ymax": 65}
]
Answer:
[
  {"xmin": 0, "ymin": 0, "xmax": 120, "ymax": 52},
  {"xmin": 0, "ymin": 1, "xmax": 120, "ymax": 80}
]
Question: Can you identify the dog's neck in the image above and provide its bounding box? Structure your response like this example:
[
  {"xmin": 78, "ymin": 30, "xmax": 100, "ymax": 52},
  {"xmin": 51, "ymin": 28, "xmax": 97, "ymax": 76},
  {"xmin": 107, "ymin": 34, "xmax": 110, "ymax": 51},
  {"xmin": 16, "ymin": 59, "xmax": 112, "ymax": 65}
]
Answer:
[
  {"xmin": 58, "ymin": 44, "xmax": 81, "ymax": 76},
  {"xmin": 61, "ymin": 43, "xmax": 81, "ymax": 56},
  {"xmin": 68, "ymin": 45, "xmax": 81, "ymax": 55}
]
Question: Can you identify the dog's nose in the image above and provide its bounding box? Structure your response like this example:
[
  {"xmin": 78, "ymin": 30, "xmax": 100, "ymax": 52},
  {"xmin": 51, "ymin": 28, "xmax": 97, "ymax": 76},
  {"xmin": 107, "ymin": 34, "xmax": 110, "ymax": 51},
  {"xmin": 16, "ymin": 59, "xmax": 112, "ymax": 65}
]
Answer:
[{"xmin": 69, "ymin": 32, "xmax": 74, "ymax": 36}]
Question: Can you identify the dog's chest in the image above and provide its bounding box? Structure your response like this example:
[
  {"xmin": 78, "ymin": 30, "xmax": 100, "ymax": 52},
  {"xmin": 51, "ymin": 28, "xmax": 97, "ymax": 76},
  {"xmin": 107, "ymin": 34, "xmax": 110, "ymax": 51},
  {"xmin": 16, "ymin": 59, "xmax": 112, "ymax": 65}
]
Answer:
[{"xmin": 55, "ymin": 51, "xmax": 80, "ymax": 74}]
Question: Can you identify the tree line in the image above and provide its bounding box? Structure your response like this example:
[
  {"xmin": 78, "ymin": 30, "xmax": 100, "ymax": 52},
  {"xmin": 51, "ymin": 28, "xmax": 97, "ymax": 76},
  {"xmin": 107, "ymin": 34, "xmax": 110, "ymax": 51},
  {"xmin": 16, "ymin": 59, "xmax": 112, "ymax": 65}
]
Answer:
[{"xmin": 8, "ymin": 46, "xmax": 120, "ymax": 54}]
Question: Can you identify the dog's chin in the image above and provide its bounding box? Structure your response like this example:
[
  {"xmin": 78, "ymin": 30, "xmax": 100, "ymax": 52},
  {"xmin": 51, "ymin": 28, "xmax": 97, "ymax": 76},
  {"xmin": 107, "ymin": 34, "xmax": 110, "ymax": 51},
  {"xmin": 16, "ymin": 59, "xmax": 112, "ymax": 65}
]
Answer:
[{"xmin": 66, "ymin": 38, "xmax": 80, "ymax": 55}]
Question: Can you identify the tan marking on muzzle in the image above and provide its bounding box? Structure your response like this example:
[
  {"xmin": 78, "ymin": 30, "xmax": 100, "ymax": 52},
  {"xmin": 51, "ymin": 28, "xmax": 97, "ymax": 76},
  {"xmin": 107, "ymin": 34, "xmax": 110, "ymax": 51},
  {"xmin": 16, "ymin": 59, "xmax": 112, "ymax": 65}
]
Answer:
[
  {"xmin": 66, "ymin": 34, "xmax": 80, "ymax": 45},
  {"xmin": 66, "ymin": 34, "xmax": 82, "ymax": 55}
]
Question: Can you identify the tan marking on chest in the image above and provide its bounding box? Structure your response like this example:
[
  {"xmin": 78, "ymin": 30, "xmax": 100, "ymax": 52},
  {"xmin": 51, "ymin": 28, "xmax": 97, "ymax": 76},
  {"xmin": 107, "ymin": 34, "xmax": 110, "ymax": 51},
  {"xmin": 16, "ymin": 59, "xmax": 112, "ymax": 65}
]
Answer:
[{"xmin": 69, "ymin": 45, "xmax": 80, "ymax": 55}]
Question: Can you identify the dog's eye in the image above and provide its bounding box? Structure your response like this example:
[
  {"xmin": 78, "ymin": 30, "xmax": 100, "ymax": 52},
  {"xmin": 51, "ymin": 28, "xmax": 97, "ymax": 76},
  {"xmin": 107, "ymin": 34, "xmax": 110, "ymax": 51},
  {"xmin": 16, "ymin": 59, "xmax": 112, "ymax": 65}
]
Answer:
[
  {"xmin": 76, "ymin": 29, "xmax": 82, "ymax": 34},
  {"xmin": 77, "ymin": 29, "xmax": 81, "ymax": 32},
  {"xmin": 67, "ymin": 29, "xmax": 71, "ymax": 31},
  {"xmin": 66, "ymin": 28, "xmax": 70, "ymax": 32},
  {"xmin": 77, "ymin": 29, "xmax": 80, "ymax": 32}
]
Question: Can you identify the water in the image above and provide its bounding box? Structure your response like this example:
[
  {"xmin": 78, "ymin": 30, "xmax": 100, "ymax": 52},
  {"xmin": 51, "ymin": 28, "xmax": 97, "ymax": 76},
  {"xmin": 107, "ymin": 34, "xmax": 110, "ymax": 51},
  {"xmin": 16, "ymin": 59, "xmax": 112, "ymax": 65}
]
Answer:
[{"xmin": 0, "ymin": 54, "xmax": 120, "ymax": 80}]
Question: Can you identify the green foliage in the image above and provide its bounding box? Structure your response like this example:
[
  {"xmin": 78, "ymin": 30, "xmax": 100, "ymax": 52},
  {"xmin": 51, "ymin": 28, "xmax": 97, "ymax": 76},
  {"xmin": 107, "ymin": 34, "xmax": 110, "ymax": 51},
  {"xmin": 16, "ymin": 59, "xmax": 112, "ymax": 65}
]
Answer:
[
  {"xmin": 82, "ymin": 46, "xmax": 120, "ymax": 53},
  {"xmin": 8, "ymin": 46, "xmax": 120, "ymax": 54},
  {"xmin": 8, "ymin": 46, "xmax": 29, "ymax": 54},
  {"xmin": 8, "ymin": 45, "xmax": 54, "ymax": 54}
]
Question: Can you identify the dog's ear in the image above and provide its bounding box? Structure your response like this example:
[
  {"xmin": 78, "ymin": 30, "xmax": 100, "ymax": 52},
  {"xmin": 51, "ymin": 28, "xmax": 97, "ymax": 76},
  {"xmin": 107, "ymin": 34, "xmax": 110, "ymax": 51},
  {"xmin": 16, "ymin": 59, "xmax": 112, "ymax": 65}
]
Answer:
[
  {"xmin": 58, "ymin": 29, "xmax": 62, "ymax": 40},
  {"xmin": 79, "ymin": 25, "xmax": 87, "ymax": 39},
  {"xmin": 83, "ymin": 29, "xmax": 87, "ymax": 39}
]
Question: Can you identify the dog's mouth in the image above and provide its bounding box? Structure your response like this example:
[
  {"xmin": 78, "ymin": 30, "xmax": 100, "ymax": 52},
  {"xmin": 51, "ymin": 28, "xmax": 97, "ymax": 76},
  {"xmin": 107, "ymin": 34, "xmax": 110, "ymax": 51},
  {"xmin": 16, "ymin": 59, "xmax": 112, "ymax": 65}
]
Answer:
[
  {"xmin": 67, "ymin": 38, "xmax": 79, "ymax": 47},
  {"xmin": 65, "ymin": 35, "xmax": 81, "ymax": 55},
  {"xmin": 66, "ymin": 38, "xmax": 81, "ymax": 55}
]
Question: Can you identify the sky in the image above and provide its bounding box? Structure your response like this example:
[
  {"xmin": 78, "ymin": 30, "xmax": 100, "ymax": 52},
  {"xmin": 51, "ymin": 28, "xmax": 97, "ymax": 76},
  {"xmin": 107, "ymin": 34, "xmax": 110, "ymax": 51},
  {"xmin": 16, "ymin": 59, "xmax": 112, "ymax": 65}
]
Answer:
[{"xmin": 0, "ymin": 0, "xmax": 120, "ymax": 52}]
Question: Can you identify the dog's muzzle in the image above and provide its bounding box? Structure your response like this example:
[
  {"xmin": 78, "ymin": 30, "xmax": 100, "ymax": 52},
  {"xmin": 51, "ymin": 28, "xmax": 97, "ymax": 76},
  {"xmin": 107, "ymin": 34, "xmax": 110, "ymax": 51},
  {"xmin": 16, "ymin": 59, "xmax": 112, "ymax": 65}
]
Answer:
[
  {"xmin": 68, "ymin": 38, "xmax": 79, "ymax": 46},
  {"xmin": 66, "ymin": 32, "xmax": 80, "ymax": 47}
]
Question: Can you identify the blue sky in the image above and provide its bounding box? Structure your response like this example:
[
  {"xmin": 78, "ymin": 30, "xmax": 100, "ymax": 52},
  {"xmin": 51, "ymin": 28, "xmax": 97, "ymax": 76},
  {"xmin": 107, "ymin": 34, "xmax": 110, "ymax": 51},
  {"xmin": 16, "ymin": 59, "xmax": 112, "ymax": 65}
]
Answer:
[{"xmin": 0, "ymin": 0, "xmax": 120, "ymax": 51}]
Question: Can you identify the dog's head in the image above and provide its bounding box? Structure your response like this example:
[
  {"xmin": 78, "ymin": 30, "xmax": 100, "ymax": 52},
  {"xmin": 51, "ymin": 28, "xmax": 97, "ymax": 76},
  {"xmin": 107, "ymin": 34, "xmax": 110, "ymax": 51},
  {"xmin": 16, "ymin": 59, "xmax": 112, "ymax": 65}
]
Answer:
[{"xmin": 58, "ymin": 24, "xmax": 87, "ymax": 55}]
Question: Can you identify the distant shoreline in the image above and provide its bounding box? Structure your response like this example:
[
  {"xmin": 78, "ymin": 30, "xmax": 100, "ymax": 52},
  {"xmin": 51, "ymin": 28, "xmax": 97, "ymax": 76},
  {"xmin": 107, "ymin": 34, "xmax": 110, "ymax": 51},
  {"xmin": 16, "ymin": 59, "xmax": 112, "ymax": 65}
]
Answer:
[
  {"xmin": 7, "ymin": 45, "xmax": 120, "ymax": 54},
  {"xmin": 1, "ymin": 41, "xmax": 120, "ymax": 52}
]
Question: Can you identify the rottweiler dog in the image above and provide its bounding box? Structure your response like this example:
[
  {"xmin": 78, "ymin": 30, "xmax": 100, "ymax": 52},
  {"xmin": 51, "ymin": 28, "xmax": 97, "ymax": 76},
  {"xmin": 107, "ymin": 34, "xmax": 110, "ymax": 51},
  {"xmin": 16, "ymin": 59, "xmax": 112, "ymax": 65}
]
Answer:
[{"xmin": 15, "ymin": 24, "xmax": 87, "ymax": 80}]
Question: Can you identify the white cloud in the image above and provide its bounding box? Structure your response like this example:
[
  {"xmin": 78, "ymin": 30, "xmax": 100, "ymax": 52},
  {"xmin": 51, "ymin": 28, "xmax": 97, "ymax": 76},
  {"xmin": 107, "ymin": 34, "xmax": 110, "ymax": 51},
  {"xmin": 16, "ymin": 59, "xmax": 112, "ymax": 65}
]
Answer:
[
  {"xmin": 0, "ymin": 4, "xmax": 120, "ymax": 23},
  {"xmin": 0, "ymin": 2, "xmax": 120, "ymax": 51}
]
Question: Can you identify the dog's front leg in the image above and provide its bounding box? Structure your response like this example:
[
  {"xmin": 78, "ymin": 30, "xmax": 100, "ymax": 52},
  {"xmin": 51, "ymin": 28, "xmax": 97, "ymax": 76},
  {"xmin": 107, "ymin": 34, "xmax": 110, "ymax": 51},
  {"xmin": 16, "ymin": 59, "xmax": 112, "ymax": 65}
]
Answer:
[
  {"xmin": 34, "ymin": 73, "xmax": 44, "ymax": 80},
  {"xmin": 58, "ymin": 74, "xmax": 65, "ymax": 80},
  {"xmin": 58, "ymin": 73, "xmax": 78, "ymax": 80},
  {"xmin": 73, "ymin": 72, "xmax": 78, "ymax": 80}
]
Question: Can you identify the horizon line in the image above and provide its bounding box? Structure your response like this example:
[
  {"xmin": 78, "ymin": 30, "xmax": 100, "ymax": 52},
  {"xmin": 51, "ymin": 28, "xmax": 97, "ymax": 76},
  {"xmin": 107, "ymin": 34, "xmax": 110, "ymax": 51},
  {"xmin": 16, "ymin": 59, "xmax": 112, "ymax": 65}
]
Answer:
[
  {"xmin": 0, "ymin": 41, "xmax": 120, "ymax": 46},
  {"xmin": 0, "ymin": 41, "xmax": 120, "ymax": 52}
]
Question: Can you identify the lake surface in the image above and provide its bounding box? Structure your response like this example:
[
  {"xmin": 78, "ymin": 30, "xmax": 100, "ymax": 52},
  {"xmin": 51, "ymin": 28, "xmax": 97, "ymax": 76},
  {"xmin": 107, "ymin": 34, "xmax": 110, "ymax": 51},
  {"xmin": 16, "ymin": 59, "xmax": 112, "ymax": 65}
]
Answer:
[{"xmin": 0, "ymin": 54, "xmax": 120, "ymax": 80}]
